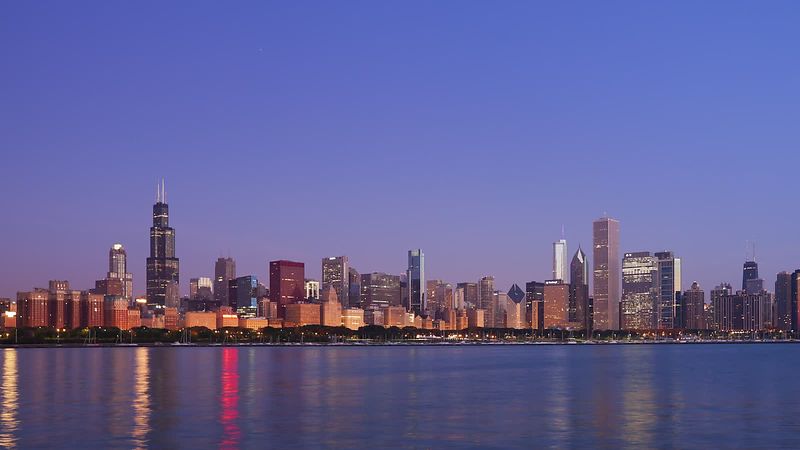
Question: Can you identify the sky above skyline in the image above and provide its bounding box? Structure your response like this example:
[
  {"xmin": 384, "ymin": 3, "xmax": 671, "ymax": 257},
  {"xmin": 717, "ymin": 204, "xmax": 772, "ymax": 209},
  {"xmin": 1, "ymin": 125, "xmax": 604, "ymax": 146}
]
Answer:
[{"xmin": 2, "ymin": 1, "xmax": 800, "ymax": 298}]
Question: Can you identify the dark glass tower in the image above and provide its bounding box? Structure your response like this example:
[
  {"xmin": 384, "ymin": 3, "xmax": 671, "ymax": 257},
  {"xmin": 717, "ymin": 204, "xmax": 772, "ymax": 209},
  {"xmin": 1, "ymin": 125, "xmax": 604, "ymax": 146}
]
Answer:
[
  {"xmin": 146, "ymin": 180, "xmax": 179, "ymax": 307},
  {"xmin": 742, "ymin": 261, "xmax": 759, "ymax": 291},
  {"xmin": 407, "ymin": 249, "xmax": 425, "ymax": 315},
  {"xmin": 570, "ymin": 247, "xmax": 590, "ymax": 329}
]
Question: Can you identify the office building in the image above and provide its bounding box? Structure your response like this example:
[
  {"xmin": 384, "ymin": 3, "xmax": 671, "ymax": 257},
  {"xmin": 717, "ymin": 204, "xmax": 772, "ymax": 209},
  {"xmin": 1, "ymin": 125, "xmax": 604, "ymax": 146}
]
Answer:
[
  {"xmin": 479, "ymin": 276, "xmax": 495, "ymax": 327},
  {"xmin": 543, "ymin": 280, "xmax": 570, "ymax": 329},
  {"xmin": 146, "ymin": 180, "xmax": 180, "ymax": 307},
  {"xmin": 360, "ymin": 272, "xmax": 402, "ymax": 309},
  {"xmin": 407, "ymin": 249, "xmax": 425, "ymax": 315},
  {"xmin": 348, "ymin": 267, "xmax": 361, "ymax": 308},
  {"xmin": 107, "ymin": 243, "xmax": 133, "ymax": 300},
  {"xmin": 284, "ymin": 303, "xmax": 321, "ymax": 327},
  {"xmin": 189, "ymin": 277, "xmax": 213, "ymax": 299},
  {"xmin": 456, "ymin": 282, "xmax": 478, "ymax": 309},
  {"xmin": 621, "ymin": 252, "xmax": 657, "ymax": 330},
  {"xmin": 655, "ymin": 251, "xmax": 681, "ymax": 329},
  {"xmin": 775, "ymin": 271, "xmax": 792, "ymax": 331},
  {"xmin": 322, "ymin": 256, "xmax": 349, "ymax": 308},
  {"xmin": 683, "ymin": 282, "xmax": 706, "ymax": 330},
  {"xmin": 214, "ymin": 257, "xmax": 236, "ymax": 307},
  {"xmin": 553, "ymin": 238, "xmax": 568, "ymax": 282},
  {"xmin": 269, "ymin": 260, "xmax": 305, "ymax": 317},
  {"xmin": 570, "ymin": 247, "xmax": 590, "ymax": 330},
  {"xmin": 526, "ymin": 281, "xmax": 545, "ymax": 331},
  {"xmin": 742, "ymin": 261, "xmax": 759, "ymax": 292},
  {"xmin": 506, "ymin": 284, "xmax": 525, "ymax": 329},
  {"xmin": 304, "ymin": 279, "xmax": 320, "ymax": 301},
  {"xmin": 593, "ymin": 217, "xmax": 620, "ymax": 330},
  {"xmin": 228, "ymin": 275, "xmax": 259, "ymax": 311}
]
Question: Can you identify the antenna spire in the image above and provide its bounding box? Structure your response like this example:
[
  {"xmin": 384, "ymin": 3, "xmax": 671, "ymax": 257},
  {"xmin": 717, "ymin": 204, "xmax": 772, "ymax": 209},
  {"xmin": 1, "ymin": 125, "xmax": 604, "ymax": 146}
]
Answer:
[{"xmin": 162, "ymin": 178, "xmax": 166, "ymax": 204}]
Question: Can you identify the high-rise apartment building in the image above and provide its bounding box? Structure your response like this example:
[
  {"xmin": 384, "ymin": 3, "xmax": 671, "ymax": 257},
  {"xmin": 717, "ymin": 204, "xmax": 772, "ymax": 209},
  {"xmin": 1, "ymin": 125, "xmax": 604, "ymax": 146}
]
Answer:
[
  {"xmin": 322, "ymin": 256, "xmax": 349, "ymax": 308},
  {"xmin": 146, "ymin": 180, "xmax": 179, "ymax": 307},
  {"xmin": 621, "ymin": 252, "xmax": 657, "ymax": 330},
  {"xmin": 553, "ymin": 238, "xmax": 568, "ymax": 282},
  {"xmin": 683, "ymin": 282, "xmax": 706, "ymax": 330},
  {"xmin": 593, "ymin": 217, "xmax": 620, "ymax": 330}
]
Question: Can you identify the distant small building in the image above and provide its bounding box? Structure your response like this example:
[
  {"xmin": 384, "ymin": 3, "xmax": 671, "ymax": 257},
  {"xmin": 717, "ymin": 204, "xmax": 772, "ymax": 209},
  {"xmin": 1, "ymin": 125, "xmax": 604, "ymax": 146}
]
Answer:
[
  {"xmin": 341, "ymin": 308, "xmax": 365, "ymax": 330},
  {"xmin": 185, "ymin": 311, "xmax": 217, "ymax": 330},
  {"xmin": 284, "ymin": 303, "xmax": 321, "ymax": 327}
]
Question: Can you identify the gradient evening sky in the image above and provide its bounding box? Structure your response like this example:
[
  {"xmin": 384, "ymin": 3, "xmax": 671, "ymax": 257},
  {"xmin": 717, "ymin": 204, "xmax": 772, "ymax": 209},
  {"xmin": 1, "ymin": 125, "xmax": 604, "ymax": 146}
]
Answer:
[{"xmin": 2, "ymin": 1, "xmax": 800, "ymax": 299}]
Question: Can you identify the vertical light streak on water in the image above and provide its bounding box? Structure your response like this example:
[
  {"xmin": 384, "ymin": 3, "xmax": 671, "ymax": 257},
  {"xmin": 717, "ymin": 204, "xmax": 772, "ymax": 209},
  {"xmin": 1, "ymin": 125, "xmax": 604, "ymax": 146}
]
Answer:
[
  {"xmin": 0, "ymin": 349, "xmax": 19, "ymax": 449},
  {"xmin": 219, "ymin": 348, "xmax": 240, "ymax": 450},
  {"xmin": 131, "ymin": 348, "xmax": 151, "ymax": 449}
]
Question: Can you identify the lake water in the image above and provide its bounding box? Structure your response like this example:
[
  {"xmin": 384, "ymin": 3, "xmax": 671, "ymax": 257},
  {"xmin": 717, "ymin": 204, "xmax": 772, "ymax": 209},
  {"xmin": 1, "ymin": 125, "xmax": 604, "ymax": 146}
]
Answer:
[{"xmin": 0, "ymin": 344, "xmax": 798, "ymax": 449}]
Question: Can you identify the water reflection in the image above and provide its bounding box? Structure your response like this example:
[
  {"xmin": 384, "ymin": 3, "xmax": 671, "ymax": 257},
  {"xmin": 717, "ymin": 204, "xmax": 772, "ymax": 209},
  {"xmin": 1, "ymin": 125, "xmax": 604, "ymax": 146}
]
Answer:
[
  {"xmin": 131, "ymin": 347, "xmax": 151, "ymax": 449},
  {"xmin": 0, "ymin": 349, "xmax": 19, "ymax": 448},
  {"xmin": 220, "ymin": 348, "xmax": 240, "ymax": 449}
]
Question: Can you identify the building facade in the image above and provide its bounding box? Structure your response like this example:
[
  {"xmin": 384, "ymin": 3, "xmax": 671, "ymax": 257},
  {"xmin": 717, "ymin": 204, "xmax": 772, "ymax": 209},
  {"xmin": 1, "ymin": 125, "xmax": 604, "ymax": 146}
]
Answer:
[
  {"xmin": 146, "ymin": 181, "xmax": 179, "ymax": 308},
  {"xmin": 593, "ymin": 217, "xmax": 620, "ymax": 330}
]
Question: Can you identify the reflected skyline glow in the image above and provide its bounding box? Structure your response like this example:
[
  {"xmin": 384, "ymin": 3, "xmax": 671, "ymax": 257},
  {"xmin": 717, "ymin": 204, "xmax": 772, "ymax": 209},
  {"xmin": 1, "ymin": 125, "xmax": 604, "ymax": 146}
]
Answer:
[{"xmin": 0, "ymin": 349, "xmax": 19, "ymax": 449}]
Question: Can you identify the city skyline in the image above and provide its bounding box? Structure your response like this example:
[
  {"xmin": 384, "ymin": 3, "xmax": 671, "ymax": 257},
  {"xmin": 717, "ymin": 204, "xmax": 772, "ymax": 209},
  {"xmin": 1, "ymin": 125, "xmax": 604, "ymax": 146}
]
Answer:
[
  {"xmin": 0, "ymin": 184, "xmax": 792, "ymax": 305},
  {"xmin": 3, "ymin": 3, "xmax": 800, "ymax": 300}
]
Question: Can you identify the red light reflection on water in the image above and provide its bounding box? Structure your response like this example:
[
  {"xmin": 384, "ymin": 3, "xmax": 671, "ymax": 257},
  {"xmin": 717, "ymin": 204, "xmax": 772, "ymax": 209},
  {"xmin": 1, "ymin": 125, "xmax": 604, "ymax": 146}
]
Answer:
[{"xmin": 220, "ymin": 348, "xmax": 240, "ymax": 450}]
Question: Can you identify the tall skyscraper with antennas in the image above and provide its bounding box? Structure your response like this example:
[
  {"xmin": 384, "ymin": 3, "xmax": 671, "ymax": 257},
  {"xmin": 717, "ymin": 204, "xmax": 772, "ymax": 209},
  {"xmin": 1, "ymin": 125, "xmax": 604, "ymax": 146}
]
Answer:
[{"xmin": 146, "ymin": 180, "xmax": 180, "ymax": 308}]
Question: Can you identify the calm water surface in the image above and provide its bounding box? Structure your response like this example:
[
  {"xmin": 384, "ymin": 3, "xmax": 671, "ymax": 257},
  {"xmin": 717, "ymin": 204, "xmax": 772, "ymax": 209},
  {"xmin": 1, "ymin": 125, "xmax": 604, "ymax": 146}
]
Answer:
[{"xmin": 0, "ymin": 344, "xmax": 798, "ymax": 449}]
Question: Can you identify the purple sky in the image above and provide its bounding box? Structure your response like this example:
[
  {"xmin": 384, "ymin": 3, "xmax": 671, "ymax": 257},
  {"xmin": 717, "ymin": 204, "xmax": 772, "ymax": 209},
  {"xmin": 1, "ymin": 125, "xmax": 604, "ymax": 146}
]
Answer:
[{"xmin": 2, "ymin": 1, "xmax": 800, "ymax": 298}]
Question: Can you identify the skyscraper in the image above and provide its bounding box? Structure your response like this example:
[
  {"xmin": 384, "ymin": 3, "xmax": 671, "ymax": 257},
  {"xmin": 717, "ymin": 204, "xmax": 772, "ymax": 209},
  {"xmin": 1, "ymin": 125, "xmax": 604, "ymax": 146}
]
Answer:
[
  {"xmin": 214, "ymin": 257, "xmax": 236, "ymax": 307},
  {"xmin": 553, "ymin": 238, "xmax": 568, "ymax": 282},
  {"xmin": 107, "ymin": 243, "xmax": 133, "ymax": 300},
  {"xmin": 655, "ymin": 251, "xmax": 681, "ymax": 329},
  {"xmin": 456, "ymin": 282, "xmax": 478, "ymax": 309},
  {"xmin": 683, "ymin": 282, "xmax": 706, "ymax": 330},
  {"xmin": 621, "ymin": 252, "xmax": 657, "ymax": 330},
  {"xmin": 322, "ymin": 256, "xmax": 349, "ymax": 309},
  {"xmin": 360, "ymin": 272, "xmax": 401, "ymax": 309},
  {"xmin": 479, "ymin": 276, "xmax": 495, "ymax": 326},
  {"xmin": 348, "ymin": 267, "xmax": 360, "ymax": 309},
  {"xmin": 525, "ymin": 281, "xmax": 544, "ymax": 330},
  {"xmin": 146, "ymin": 180, "xmax": 179, "ymax": 308},
  {"xmin": 569, "ymin": 247, "xmax": 589, "ymax": 329},
  {"xmin": 592, "ymin": 216, "xmax": 620, "ymax": 330},
  {"xmin": 791, "ymin": 270, "xmax": 800, "ymax": 332},
  {"xmin": 775, "ymin": 271, "xmax": 792, "ymax": 331},
  {"xmin": 269, "ymin": 260, "xmax": 305, "ymax": 317},
  {"xmin": 543, "ymin": 280, "xmax": 570, "ymax": 329},
  {"xmin": 742, "ymin": 261, "xmax": 759, "ymax": 292},
  {"xmin": 407, "ymin": 249, "xmax": 425, "ymax": 315}
]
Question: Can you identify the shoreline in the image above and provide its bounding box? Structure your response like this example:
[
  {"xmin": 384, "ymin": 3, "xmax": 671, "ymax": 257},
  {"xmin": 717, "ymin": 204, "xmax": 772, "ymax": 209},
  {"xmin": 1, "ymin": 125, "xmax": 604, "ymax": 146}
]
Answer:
[{"xmin": 1, "ymin": 339, "xmax": 798, "ymax": 349}]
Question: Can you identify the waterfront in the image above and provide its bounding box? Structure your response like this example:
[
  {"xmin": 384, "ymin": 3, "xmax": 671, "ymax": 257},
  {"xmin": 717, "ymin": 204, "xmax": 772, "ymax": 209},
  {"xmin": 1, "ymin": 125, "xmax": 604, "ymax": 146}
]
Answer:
[{"xmin": 0, "ymin": 345, "xmax": 799, "ymax": 449}]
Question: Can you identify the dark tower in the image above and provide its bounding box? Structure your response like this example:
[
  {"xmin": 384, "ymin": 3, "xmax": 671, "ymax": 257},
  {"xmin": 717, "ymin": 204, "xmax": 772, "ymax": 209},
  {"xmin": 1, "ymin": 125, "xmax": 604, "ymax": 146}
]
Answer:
[
  {"xmin": 146, "ymin": 180, "xmax": 179, "ymax": 308},
  {"xmin": 570, "ymin": 247, "xmax": 590, "ymax": 330},
  {"xmin": 742, "ymin": 261, "xmax": 759, "ymax": 292}
]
